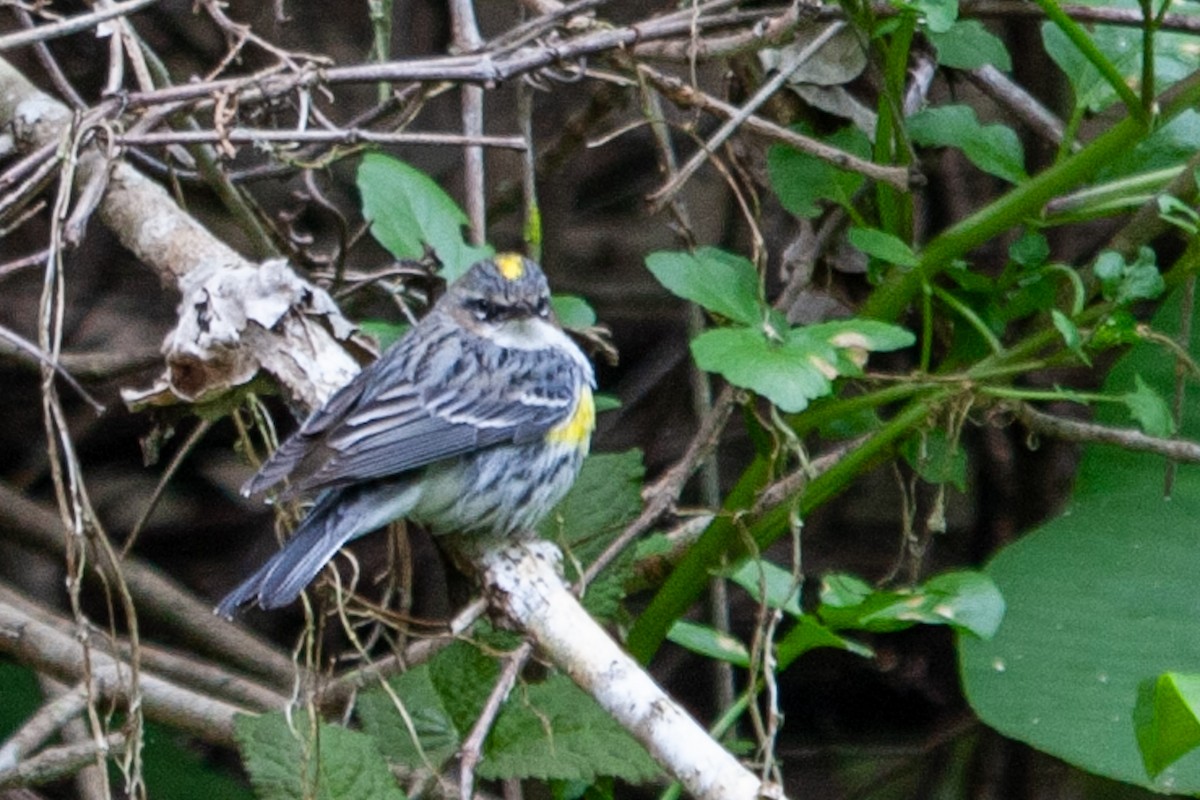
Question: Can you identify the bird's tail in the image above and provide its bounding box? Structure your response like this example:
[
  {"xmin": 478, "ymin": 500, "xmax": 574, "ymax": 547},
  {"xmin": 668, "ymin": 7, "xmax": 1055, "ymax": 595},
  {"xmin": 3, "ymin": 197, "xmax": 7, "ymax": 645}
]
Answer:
[{"xmin": 216, "ymin": 479, "xmax": 419, "ymax": 618}]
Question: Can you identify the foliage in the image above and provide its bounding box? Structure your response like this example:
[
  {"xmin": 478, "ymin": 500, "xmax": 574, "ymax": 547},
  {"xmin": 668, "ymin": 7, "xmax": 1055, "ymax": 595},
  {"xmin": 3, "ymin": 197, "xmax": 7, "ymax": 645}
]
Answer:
[{"xmin": 7, "ymin": 0, "xmax": 1200, "ymax": 796}]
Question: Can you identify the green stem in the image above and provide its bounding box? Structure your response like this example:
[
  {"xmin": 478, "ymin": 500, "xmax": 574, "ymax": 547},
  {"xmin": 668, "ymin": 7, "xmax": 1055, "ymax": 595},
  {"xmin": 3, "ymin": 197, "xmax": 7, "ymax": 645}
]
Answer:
[
  {"xmin": 931, "ymin": 284, "xmax": 1004, "ymax": 354},
  {"xmin": 1035, "ymin": 0, "xmax": 1148, "ymax": 122},
  {"xmin": 864, "ymin": 70, "xmax": 1200, "ymax": 323},
  {"xmin": 627, "ymin": 395, "xmax": 938, "ymax": 664}
]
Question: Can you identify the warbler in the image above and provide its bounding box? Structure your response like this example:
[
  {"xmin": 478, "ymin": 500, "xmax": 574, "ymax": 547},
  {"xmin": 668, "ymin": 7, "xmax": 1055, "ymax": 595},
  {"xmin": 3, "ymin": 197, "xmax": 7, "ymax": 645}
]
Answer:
[{"xmin": 217, "ymin": 254, "xmax": 596, "ymax": 617}]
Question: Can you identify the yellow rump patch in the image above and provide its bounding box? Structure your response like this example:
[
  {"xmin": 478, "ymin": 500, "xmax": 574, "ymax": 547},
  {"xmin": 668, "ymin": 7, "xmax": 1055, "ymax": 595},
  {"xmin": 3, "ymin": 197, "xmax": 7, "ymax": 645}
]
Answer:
[
  {"xmin": 547, "ymin": 386, "xmax": 595, "ymax": 451},
  {"xmin": 495, "ymin": 253, "xmax": 526, "ymax": 281}
]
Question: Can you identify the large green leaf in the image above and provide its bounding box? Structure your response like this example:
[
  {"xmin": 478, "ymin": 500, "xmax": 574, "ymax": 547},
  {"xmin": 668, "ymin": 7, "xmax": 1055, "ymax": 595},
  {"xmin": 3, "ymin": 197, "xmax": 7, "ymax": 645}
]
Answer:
[
  {"xmin": 356, "ymin": 153, "xmax": 492, "ymax": 281},
  {"xmin": 236, "ymin": 712, "xmax": 406, "ymax": 800},
  {"xmin": 645, "ymin": 248, "xmax": 763, "ymax": 326},
  {"xmin": 927, "ymin": 20, "xmax": 1012, "ymax": 71},
  {"xmin": 767, "ymin": 125, "xmax": 871, "ymax": 218},
  {"xmin": 907, "ymin": 105, "xmax": 1027, "ymax": 183},
  {"xmin": 959, "ymin": 289, "xmax": 1200, "ymax": 792},
  {"xmin": 690, "ymin": 320, "xmax": 913, "ymax": 413}
]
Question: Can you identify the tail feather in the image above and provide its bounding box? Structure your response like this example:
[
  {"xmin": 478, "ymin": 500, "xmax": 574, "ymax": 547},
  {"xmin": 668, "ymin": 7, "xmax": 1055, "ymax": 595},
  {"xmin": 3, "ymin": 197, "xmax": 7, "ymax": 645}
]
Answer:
[{"xmin": 216, "ymin": 479, "xmax": 420, "ymax": 618}]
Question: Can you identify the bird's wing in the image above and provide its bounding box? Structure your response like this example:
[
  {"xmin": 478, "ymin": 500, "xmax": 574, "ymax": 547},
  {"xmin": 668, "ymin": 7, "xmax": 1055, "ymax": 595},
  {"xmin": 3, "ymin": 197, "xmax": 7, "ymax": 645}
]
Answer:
[{"xmin": 245, "ymin": 333, "xmax": 584, "ymax": 498}]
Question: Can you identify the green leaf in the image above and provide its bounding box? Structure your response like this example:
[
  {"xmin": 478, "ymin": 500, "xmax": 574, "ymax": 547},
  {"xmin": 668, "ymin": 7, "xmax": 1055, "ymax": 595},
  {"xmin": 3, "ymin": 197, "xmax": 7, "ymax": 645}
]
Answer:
[
  {"xmin": 667, "ymin": 620, "xmax": 751, "ymax": 667},
  {"xmin": 921, "ymin": 570, "xmax": 1006, "ymax": 639},
  {"xmin": 428, "ymin": 641, "xmax": 501, "ymax": 733},
  {"xmin": 775, "ymin": 615, "xmax": 874, "ymax": 663},
  {"xmin": 959, "ymin": 288, "xmax": 1200, "ymax": 793},
  {"xmin": 645, "ymin": 248, "xmax": 763, "ymax": 325},
  {"xmin": 847, "ymin": 227, "xmax": 919, "ymax": 269},
  {"xmin": 691, "ymin": 327, "xmax": 835, "ymax": 413},
  {"xmin": 551, "ymin": 295, "xmax": 597, "ymax": 329},
  {"xmin": 692, "ymin": 321, "xmax": 913, "ymax": 413},
  {"xmin": 358, "ymin": 664, "xmax": 460, "ymax": 770},
  {"xmin": 1136, "ymin": 673, "xmax": 1200, "ymax": 777},
  {"xmin": 236, "ymin": 712, "xmax": 406, "ymax": 800},
  {"xmin": 767, "ymin": 125, "xmax": 872, "ymax": 218},
  {"xmin": 1095, "ymin": 247, "xmax": 1165, "ymax": 306},
  {"xmin": 725, "ymin": 558, "xmax": 803, "ymax": 616},
  {"xmin": 481, "ymin": 674, "xmax": 660, "ymax": 783},
  {"xmin": 908, "ymin": 0, "xmax": 958, "ymax": 33},
  {"xmin": 357, "ymin": 153, "xmax": 492, "ymax": 281},
  {"xmin": 1051, "ymin": 309, "xmax": 1091, "ymax": 366},
  {"xmin": 900, "ymin": 428, "xmax": 967, "ymax": 491},
  {"xmin": 358, "ymin": 319, "xmax": 410, "ymax": 352},
  {"xmin": 907, "ymin": 105, "xmax": 1028, "ymax": 183},
  {"xmin": 818, "ymin": 570, "xmax": 1003, "ymax": 638},
  {"xmin": 927, "ymin": 19, "xmax": 1011, "ymax": 70},
  {"xmin": 1122, "ymin": 375, "xmax": 1174, "ymax": 437},
  {"xmin": 1008, "ymin": 230, "xmax": 1049, "ymax": 268}
]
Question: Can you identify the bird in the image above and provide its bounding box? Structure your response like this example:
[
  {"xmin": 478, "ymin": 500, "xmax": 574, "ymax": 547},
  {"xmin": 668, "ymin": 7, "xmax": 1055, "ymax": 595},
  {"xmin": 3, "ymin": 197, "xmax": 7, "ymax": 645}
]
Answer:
[{"xmin": 216, "ymin": 253, "xmax": 596, "ymax": 618}]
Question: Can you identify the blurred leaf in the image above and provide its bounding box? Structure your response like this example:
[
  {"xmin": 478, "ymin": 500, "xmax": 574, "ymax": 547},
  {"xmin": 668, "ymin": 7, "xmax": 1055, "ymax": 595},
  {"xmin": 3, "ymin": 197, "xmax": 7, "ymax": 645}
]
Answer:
[
  {"xmin": 819, "ymin": 570, "xmax": 1004, "ymax": 638},
  {"xmin": 927, "ymin": 20, "xmax": 1011, "ymax": 70},
  {"xmin": 907, "ymin": 105, "xmax": 1028, "ymax": 183},
  {"xmin": 645, "ymin": 248, "xmax": 763, "ymax": 325},
  {"xmin": 1009, "ymin": 231, "xmax": 1050, "ymax": 268},
  {"xmin": 908, "ymin": 0, "xmax": 958, "ymax": 33},
  {"xmin": 776, "ymin": 615, "xmax": 875, "ymax": 663},
  {"xmin": 236, "ymin": 712, "xmax": 406, "ymax": 800},
  {"xmin": 901, "ymin": 428, "xmax": 968, "ymax": 491},
  {"xmin": 551, "ymin": 295, "xmax": 597, "ymax": 329},
  {"xmin": 357, "ymin": 320, "xmax": 409, "ymax": 352},
  {"xmin": 848, "ymin": 227, "xmax": 919, "ymax": 269},
  {"xmin": 1091, "ymin": 309, "xmax": 1140, "ymax": 349},
  {"xmin": 691, "ymin": 327, "xmax": 832, "ymax": 413},
  {"xmin": 1136, "ymin": 673, "xmax": 1200, "ymax": 777},
  {"xmin": 667, "ymin": 620, "xmax": 751, "ymax": 667},
  {"xmin": 482, "ymin": 674, "xmax": 659, "ymax": 782},
  {"xmin": 1121, "ymin": 375, "xmax": 1174, "ymax": 437},
  {"xmin": 541, "ymin": 450, "xmax": 645, "ymax": 619},
  {"xmin": 357, "ymin": 153, "xmax": 492, "ymax": 281},
  {"xmin": 1094, "ymin": 247, "xmax": 1164, "ymax": 306},
  {"xmin": 767, "ymin": 125, "xmax": 872, "ymax": 218},
  {"xmin": 959, "ymin": 288, "xmax": 1200, "ymax": 793},
  {"xmin": 1052, "ymin": 309, "xmax": 1091, "ymax": 366},
  {"xmin": 725, "ymin": 558, "xmax": 803, "ymax": 617}
]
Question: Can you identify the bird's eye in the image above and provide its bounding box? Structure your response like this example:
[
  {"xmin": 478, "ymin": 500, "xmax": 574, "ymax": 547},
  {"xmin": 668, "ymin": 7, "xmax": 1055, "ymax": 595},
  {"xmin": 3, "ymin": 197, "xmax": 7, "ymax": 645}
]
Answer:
[
  {"xmin": 536, "ymin": 296, "xmax": 551, "ymax": 318},
  {"xmin": 467, "ymin": 298, "xmax": 496, "ymax": 321}
]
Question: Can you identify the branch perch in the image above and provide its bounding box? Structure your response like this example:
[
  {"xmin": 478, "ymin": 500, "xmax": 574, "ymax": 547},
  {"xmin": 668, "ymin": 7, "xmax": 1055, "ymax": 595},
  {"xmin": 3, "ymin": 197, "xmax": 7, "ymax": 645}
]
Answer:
[{"xmin": 480, "ymin": 541, "xmax": 787, "ymax": 800}]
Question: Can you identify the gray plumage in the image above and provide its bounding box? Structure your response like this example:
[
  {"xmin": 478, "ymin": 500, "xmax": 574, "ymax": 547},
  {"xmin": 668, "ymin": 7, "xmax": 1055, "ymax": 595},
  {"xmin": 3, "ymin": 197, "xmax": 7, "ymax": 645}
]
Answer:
[{"xmin": 217, "ymin": 257, "xmax": 594, "ymax": 617}]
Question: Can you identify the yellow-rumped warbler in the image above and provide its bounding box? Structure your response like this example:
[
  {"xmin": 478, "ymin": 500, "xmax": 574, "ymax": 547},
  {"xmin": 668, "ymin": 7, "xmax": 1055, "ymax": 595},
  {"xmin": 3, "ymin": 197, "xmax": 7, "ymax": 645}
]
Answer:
[{"xmin": 217, "ymin": 254, "xmax": 595, "ymax": 617}]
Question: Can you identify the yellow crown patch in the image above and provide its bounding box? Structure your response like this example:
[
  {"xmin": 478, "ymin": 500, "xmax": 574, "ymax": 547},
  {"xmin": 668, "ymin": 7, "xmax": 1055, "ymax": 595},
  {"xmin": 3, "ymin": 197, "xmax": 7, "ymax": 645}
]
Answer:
[{"xmin": 495, "ymin": 253, "xmax": 525, "ymax": 281}]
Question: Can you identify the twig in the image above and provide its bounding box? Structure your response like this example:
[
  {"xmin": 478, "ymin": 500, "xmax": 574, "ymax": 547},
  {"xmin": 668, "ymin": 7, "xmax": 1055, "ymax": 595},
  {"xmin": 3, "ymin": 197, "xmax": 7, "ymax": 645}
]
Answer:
[
  {"xmin": 0, "ymin": 590, "xmax": 244, "ymax": 747},
  {"xmin": 1016, "ymin": 403, "xmax": 1200, "ymax": 462},
  {"xmin": 114, "ymin": 128, "xmax": 526, "ymax": 149},
  {"xmin": 0, "ymin": 0, "xmax": 159, "ymax": 52},
  {"xmin": 638, "ymin": 63, "xmax": 913, "ymax": 192},
  {"xmin": 0, "ymin": 683, "xmax": 89, "ymax": 771},
  {"xmin": 0, "ymin": 325, "xmax": 104, "ymax": 413},
  {"xmin": 647, "ymin": 21, "xmax": 848, "ymax": 211},
  {"xmin": 0, "ymin": 734, "xmax": 126, "ymax": 791},
  {"xmin": 0, "ymin": 481, "xmax": 296, "ymax": 687},
  {"xmin": 964, "ymin": 64, "xmax": 1067, "ymax": 147},
  {"xmin": 458, "ymin": 641, "xmax": 534, "ymax": 800}
]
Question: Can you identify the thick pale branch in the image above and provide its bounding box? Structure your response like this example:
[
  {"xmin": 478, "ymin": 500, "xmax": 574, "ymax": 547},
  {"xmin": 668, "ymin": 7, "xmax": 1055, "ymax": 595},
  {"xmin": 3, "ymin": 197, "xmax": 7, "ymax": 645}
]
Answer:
[
  {"xmin": 481, "ymin": 541, "xmax": 786, "ymax": 800},
  {"xmin": 0, "ymin": 55, "xmax": 365, "ymax": 412}
]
